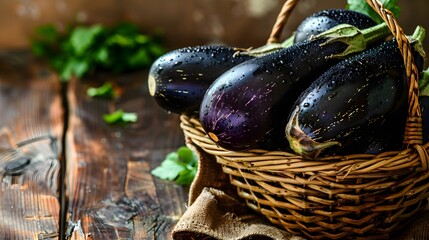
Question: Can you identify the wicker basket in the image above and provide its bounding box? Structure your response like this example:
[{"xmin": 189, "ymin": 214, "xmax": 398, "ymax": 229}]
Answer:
[{"xmin": 180, "ymin": 0, "xmax": 429, "ymax": 239}]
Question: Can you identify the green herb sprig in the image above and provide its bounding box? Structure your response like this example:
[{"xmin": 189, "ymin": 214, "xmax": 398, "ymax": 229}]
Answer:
[
  {"xmin": 103, "ymin": 109, "xmax": 138, "ymax": 124},
  {"xmin": 87, "ymin": 82, "xmax": 116, "ymax": 99},
  {"xmin": 31, "ymin": 22, "xmax": 165, "ymax": 81},
  {"xmin": 151, "ymin": 146, "xmax": 198, "ymax": 186},
  {"xmin": 346, "ymin": 0, "xmax": 400, "ymax": 23}
]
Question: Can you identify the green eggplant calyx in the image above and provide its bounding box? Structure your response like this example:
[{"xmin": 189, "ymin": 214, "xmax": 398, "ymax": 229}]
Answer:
[
  {"xmin": 412, "ymin": 26, "xmax": 428, "ymax": 97},
  {"xmin": 285, "ymin": 107, "xmax": 341, "ymax": 159},
  {"xmin": 315, "ymin": 23, "xmax": 366, "ymax": 58},
  {"xmin": 314, "ymin": 22, "xmax": 390, "ymax": 59},
  {"xmin": 409, "ymin": 25, "xmax": 427, "ymax": 59},
  {"xmin": 234, "ymin": 43, "xmax": 284, "ymax": 57},
  {"xmin": 234, "ymin": 34, "xmax": 295, "ymax": 58}
]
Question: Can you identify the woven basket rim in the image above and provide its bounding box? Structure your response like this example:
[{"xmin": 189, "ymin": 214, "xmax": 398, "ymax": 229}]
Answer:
[{"xmin": 181, "ymin": 114, "xmax": 429, "ymax": 175}]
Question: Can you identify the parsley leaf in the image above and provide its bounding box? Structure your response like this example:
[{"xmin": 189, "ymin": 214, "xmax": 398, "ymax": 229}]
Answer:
[
  {"xmin": 151, "ymin": 154, "xmax": 186, "ymax": 181},
  {"xmin": 346, "ymin": 0, "xmax": 400, "ymax": 24},
  {"xmin": 103, "ymin": 109, "xmax": 138, "ymax": 124},
  {"xmin": 151, "ymin": 146, "xmax": 198, "ymax": 186},
  {"xmin": 31, "ymin": 25, "xmax": 59, "ymax": 57},
  {"xmin": 87, "ymin": 82, "xmax": 115, "ymax": 99},
  {"xmin": 70, "ymin": 25, "xmax": 104, "ymax": 56}
]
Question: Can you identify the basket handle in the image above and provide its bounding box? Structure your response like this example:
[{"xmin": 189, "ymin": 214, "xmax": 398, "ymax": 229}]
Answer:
[
  {"xmin": 266, "ymin": 0, "xmax": 299, "ymax": 44},
  {"xmin": 268, "ymin": 0, "xmax": 423, "ymax": 146}
]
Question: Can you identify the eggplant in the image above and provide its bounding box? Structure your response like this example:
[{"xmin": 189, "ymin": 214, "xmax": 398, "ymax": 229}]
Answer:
[
  {"xmin": 421, "ymin": 96, "xmax": 429, "ymax": 144},
  {"xmin": 337, "ymin": 71, "xmax": 408, "ymax": 156},
  {"xmin": 420, "ymin": 68, "xmax": 429, "ymax": 144},
  {"xmin": 285, "ymin": 39, "xmax": 421, "ymax": 159},
  {"xmin": 366, "ymin": 81, "xmax": 428, "ymax": 153},
  {"xmin": 294, "ymin": 9, "xmax": 376, "ymax": 43},
  {"xmin": 200, "ymin": 22, "xmax": 391, "ymax": 151},
  {"xmin": 148, "ymin": 45, "xmax": 253, "ymax": 115},
  {"xmin": 199, "ymin": 37, "xmax": 353, "ymax": 151},
  {"xmin": 359, "ymin": 126, "xmax": 404, "ymax": 154}
]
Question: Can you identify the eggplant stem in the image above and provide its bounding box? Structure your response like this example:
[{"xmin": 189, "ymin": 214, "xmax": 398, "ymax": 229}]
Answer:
[
  {"xmin": 234, "ymin": 34, "xmax": 296, "ymax": 58},
  {"xmin": 315, "ymin": 22, "xmax": 391, "ymax": 58},
  {"xmin": 286, "ymin": 107, "xmax": 341, "ymax": 159},
  {"xmin": 361, "ymin": 22, "xmax": 391, "ymax": 45}
]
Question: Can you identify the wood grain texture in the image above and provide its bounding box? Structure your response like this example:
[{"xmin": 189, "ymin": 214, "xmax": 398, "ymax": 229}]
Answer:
[
  {"xmin": 66, "ymin": 72, "xmax": 188, "ymax": 240},
  {"xmin": 0, "ymin": 52, "xmax": 63, "ymax": 239},
  {"xmin": 0, "ymin": 53, "xmax": 191, "ymax": 239}
]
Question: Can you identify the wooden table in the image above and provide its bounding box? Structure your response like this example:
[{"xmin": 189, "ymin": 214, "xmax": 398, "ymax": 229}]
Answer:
[{"xmin": 0, "ymin": 51, "xmax": 189, "ymax": 239}]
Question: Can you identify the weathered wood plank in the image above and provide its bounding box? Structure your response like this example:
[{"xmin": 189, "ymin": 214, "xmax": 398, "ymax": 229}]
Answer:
[
  {"xmin": 0, "ymin": 52, "xmax": 63, "ymax": 239},
  {"xmin": 66, "ymin": 72, "xmax": 188, "ymax": 239}
]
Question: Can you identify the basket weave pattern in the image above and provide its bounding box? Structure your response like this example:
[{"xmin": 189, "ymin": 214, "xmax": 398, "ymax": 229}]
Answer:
[
  {"xmin": 180, "ymin": 0, "xmax": 429, "ymax": 239},
  {"xmin": 181, "ymin": 115, "xmax": 429, "ymax": 239}
]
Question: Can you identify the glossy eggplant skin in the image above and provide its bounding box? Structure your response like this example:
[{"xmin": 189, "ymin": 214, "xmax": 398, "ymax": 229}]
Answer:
[
  {"xmin": 148, "ymin": 45, "xmax": 253, "ymax": 115},
  {"xmin": 199, "ymin": 39, "xmax": 349, "ymax": 151},
  {"xmin": 294, "ymin": 9, "xmax": 376, "ymax": 43},
  {"xmin": 337, "ymin": 72, "xmax": 407, "ymax": 156},
  {"xmin": 285, "ymin": 40, "xmax": 413, "ymax": 159},
  {"xmin": 421, "ymin": 96, "xmax": 429, "ymax": 144}
]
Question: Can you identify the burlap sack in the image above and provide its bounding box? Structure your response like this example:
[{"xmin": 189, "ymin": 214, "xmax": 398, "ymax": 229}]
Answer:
[{"xmin": 172, "ymin": 139, "xmax": 303, "ymax": 240}]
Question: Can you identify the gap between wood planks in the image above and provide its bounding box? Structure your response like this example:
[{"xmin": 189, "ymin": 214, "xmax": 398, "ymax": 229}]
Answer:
[
  {"xmin": 58, "ymin": 81, "xmax": 69, "ymax": 240},
  {"xmin": 37, "ymin": 79, "xmax": 69, "ymax": 240}
]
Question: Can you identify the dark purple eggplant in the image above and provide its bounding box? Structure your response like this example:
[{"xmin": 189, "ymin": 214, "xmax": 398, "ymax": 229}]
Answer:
[
  {"xmin": 148, "ymin": 45, "xmax": 253, "ymax": 115},
  {"xmin": 294, "ymin": 9, "xmax": 376, "ymax": 43},
  {"xmin": 338, "ymin": 71, "xmax": 408, "ymax": 156},
  {"xmin": 199, "ymin": 22, "xmax": 392, "ymax": 151},
  {"xmin": 421, "ymin": 96, "xmax": 429, "ymax": 144},
  {"xmin": 199, "ymin": 38, "xmax": 351, "ymax": 151},
  {"xmin": 360, "ymin": 127, "xmax": 404, "ymax": 154},
  {"xmin": 420, "ymin": 67, "xmax": 429, "ymax": 144},
  {"xmin": 285, "ymin": 39, "xmax": 421, "ymax": 159}
]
